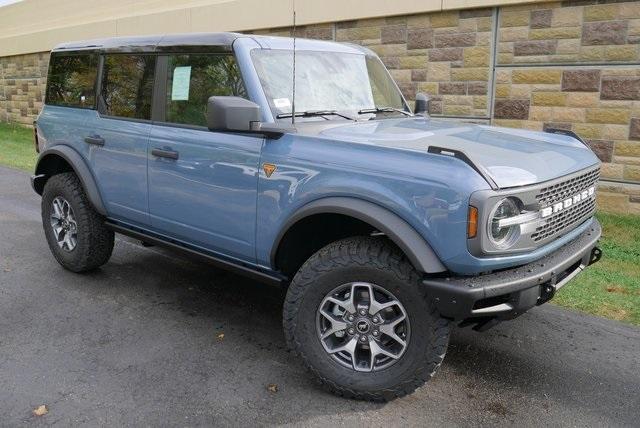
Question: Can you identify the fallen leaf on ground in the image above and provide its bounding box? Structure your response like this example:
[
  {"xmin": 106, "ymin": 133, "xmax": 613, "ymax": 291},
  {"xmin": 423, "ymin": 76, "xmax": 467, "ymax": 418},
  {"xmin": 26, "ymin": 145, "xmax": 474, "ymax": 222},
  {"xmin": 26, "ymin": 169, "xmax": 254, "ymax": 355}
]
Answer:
[
  {"xmin": 216, "ymin": 333, "xmax": 225, "ymax": 340},
  {"xmin": 267, "ymin": 384, "xmax": 278, "ymax": 393},
  {"xmin": 33, "ymin": 405, "xmax": 48, "ymax": 416}
]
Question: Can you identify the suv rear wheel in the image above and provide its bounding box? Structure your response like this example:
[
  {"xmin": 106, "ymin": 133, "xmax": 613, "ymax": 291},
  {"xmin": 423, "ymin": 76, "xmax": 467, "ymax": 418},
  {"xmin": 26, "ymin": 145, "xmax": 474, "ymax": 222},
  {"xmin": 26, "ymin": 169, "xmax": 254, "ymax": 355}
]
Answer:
[
  {"xmin": 41, "ymin": 172, "xmax": 114, "ymax": 272},
  {"xmin": 283, "ymin": 236, "xmax": 450, "ymax": 401}
]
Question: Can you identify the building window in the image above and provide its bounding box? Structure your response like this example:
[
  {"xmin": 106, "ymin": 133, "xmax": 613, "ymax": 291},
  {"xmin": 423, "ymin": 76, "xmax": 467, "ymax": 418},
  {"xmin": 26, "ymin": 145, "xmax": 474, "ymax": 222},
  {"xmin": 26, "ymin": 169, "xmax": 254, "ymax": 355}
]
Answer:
[
  {"xmin": 45, "ymin": 53, "xmax": 98, "ymax": 108},
  {"xmin": 165, "ymin": 54, "xmax": 247, "ymax": 127},
  {"xmin": 99, "ymin": 54, "xmax": 156, "ymax": 120}
]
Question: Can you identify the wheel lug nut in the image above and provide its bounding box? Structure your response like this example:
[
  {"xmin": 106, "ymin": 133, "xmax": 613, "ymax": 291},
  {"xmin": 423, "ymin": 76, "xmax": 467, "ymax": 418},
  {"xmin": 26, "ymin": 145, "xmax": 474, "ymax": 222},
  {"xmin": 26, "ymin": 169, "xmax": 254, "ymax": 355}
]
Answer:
[
  {"xmin": 372, "ymin": 330, "xmax": 379, "ymax": 336},
  {"xmin": 347, "ymin": 315, "xmax": 355, "ymax": 322},
  {"xmin": 348, "ymin": 328, "xmax": 355, "ymax": 335},
  {"xmin": 373, "ymin": 316, "xmax": 380, "ymax": 323},
  {"xmin": 359, "ymin": 335, "xmax": 367, "ymax": 342},
  {"xmin": 359, "ymin": 309, "xmax": 367, "ymax": 316}
]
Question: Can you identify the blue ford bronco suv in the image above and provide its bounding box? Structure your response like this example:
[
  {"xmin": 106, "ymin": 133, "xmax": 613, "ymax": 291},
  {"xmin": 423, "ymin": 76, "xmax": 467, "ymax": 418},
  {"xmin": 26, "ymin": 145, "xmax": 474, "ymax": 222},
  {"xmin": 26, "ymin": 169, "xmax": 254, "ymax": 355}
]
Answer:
[{"xmin": 32, "ymin": 32, "xmax": 602, "ymax": 401}]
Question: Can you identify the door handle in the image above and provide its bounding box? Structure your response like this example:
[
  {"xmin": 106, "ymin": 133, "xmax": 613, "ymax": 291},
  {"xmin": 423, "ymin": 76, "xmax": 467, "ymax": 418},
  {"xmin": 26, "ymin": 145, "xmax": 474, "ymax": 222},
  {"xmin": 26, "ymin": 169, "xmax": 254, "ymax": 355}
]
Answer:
[
  {"xmin": 84, "ymin": 135, "xmax": 105, "ymax": 146},
  {"xmin": 152, "ymin": 148, "xmax": 179, "ymax": 160}
]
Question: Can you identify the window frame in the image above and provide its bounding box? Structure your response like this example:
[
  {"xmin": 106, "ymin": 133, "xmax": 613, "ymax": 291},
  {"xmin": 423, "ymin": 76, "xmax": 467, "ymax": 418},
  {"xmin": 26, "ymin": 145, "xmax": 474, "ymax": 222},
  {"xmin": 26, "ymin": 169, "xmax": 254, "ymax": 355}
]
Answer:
[
  {"xmin": 45, "ymin": 50, "xmax": 100, "ymax": 110},
  {"xmin": 96, "ymin": 52, "xmax": 158, "ymax": 124},
  {"xmin": 152, "ymin": 52, "xmax": 249, "ymax": 131}
]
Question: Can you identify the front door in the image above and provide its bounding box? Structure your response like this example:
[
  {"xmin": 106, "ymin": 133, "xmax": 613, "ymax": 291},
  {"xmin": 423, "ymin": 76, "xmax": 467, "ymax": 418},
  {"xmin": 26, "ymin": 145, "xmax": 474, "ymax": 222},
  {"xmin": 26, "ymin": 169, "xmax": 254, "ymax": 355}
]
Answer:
[
  {"xmin": 85, "ymin": 53, "xmax": 156, "ymax": 226},
  {"xmin": 147, "ymin": 53, "xmax": 262, "ymax": 262}
]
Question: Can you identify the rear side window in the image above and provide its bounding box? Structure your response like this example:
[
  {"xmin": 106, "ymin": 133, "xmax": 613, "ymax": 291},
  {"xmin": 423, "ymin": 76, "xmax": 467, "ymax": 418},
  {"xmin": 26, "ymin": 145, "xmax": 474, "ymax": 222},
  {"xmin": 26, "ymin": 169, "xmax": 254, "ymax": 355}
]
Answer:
[
  {"xmin": 46, "ymin": 53, "xmax": 98, "ymax": 108},
  {"xmin": 99, "ymin": 54, "xmax": 156, "ymax": 120},
  {"xmin": 164, "ymin": 54, "xmax": 247, "ymax": 127}
]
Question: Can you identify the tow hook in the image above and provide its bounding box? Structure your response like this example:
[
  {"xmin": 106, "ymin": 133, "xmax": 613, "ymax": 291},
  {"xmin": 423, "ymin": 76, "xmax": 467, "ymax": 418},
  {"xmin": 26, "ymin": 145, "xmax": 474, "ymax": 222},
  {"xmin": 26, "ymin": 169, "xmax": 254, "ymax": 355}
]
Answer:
[{"xmin": 590, "ymin": 247, "xmax": 602, "ymax": 265}]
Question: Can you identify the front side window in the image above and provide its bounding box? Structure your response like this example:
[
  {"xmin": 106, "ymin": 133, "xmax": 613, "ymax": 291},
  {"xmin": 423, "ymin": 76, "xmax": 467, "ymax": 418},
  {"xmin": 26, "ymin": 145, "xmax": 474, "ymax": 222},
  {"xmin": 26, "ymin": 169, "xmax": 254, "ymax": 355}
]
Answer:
[
  {"xmin": 251, "ymin": 49, "xmax": 407, "ymax": 119},
  {"xmin": 99, "ymin": 54, "xmax": 156, "ymax": 120},
  {"xmin": 164, "ymin": 54, "xmax": 247, "ymax": 127},
  {"xmin": 46, "ymin": 53, "xmax": 98, "ymax": 108}
]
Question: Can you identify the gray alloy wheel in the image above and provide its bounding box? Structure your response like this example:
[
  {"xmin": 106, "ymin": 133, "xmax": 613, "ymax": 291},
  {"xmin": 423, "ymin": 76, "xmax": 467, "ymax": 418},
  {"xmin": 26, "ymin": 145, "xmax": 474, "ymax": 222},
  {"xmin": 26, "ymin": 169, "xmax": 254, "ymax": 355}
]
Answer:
[
  {"xmin": 49, "ymin": 196, "xmax": 78, "ymax": 252},
  {"xmin": 316, "ymin": 282, "xmax": 410, "ymax": 372}
]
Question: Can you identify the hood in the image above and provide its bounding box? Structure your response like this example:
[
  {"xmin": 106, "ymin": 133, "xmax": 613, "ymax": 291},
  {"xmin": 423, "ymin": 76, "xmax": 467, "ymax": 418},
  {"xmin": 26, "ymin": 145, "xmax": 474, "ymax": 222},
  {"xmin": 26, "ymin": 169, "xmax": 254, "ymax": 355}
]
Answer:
[{"xmin": 299, "ymin": 117, "xmax": 600, "ymax": 188}]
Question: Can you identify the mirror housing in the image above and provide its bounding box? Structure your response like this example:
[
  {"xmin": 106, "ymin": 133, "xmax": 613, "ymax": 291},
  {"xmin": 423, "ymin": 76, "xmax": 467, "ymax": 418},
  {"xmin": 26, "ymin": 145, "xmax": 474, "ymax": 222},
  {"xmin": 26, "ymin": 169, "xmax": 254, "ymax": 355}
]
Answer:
[
  {"xmin": 414, "ymin": 92, "xmax": 430, "ymax": 116},
  {"xmin": 207, "ymin": 96, "xmax": 261, "ymax": 132}
]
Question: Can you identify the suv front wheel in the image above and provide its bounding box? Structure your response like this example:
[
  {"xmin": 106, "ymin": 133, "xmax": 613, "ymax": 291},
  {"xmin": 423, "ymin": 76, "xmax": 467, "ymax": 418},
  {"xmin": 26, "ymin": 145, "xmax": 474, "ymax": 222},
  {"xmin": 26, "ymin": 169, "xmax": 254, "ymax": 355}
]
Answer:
[
  {"xmin": 283, "ymin": 236, "xmax": 450, "ymax": 401},
  {"xmin": 41, "ymin": 172, "xmax": 114, "ymax": 272}
]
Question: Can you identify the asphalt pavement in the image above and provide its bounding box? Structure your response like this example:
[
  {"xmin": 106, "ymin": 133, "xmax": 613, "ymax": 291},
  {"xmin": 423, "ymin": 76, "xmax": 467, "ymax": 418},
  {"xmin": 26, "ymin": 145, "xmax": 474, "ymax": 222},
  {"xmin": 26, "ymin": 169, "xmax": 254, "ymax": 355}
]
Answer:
[{"xmin": 1, "ymin": 165, "xmax": 639, "ymax": 426}]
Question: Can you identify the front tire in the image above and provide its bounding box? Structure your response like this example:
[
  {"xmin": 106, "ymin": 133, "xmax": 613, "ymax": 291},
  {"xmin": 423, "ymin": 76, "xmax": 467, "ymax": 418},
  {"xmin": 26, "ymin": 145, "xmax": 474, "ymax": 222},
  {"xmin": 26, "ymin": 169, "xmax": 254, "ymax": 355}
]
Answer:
[
  {"xmin": 41, "ymin": 172, "xmax": 114, "ymax": 272},
  {"xmin": 283, "ymin": 236, "xmax": 450, "ymax": 401}
]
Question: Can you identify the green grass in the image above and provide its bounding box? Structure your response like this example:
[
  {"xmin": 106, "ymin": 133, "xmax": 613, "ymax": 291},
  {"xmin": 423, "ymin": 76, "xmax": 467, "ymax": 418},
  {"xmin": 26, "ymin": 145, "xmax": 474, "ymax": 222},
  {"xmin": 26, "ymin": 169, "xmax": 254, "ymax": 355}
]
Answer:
[
  {"xmin": 554, "ymin": 212, "xmax": 640, "ymax": 326},
  {"xmin": 0, "ymin": 122, "xmax": 37, "ymax": 171},
  {"xmin": 0, "ymin": 122, "xmax": 638, "ymax": 325}
]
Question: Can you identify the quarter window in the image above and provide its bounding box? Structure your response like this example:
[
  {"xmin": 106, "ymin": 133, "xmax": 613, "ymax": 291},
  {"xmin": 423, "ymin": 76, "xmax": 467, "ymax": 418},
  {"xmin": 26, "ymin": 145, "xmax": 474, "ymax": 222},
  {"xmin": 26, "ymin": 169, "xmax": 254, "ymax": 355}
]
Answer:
[
  {"xmin": 99, "ymin": 54, "xmax": 156, "ymax": 120},
  {"xmin": 165, "ymin": 54, "xmax": 247, "ymax": 127},
  {"xmin": 46, "ymin": 53, "xmax": 98, "ymax": 108}
]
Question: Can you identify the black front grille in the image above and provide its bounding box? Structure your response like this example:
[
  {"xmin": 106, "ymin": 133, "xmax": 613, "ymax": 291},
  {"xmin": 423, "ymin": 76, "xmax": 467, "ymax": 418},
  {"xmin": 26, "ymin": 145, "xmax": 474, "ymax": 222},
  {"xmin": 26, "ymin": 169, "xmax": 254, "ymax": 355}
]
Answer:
[
  {"xmin": 535, "ymin": 168, "xmax": 600, "ymax": 206},
  {"xmin": 531, "ymin": 196, "xmax": 597, "ymax": 242}
]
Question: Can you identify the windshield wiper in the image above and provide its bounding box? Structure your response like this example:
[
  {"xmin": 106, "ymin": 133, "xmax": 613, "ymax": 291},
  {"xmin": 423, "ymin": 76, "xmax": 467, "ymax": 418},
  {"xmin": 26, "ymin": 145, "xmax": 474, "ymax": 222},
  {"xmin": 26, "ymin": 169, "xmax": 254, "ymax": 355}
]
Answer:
[
  {"xmin": 276, "ymin": 110, "xmax": 355, "ymax": 120},
  {"xmin": 358, "ymin": 107, "xmax": 413, "ymax": 117}
]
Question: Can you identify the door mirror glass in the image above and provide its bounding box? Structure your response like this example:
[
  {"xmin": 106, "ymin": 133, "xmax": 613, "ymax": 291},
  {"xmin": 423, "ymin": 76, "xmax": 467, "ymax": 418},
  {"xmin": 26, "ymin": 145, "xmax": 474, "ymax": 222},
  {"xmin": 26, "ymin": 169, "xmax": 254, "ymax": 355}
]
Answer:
[{"xmin": 207, "ymin": 96, "xmax": 261, "ymax": 132}]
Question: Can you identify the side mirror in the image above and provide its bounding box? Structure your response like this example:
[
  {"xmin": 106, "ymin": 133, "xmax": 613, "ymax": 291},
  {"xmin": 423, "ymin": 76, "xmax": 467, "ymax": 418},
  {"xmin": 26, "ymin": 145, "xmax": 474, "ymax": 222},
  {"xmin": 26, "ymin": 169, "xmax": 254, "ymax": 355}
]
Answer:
[
  {"xmin": 414, "ymin": 92, "xmax": 430, "ymax": 116},
  {"xmin": 207, "ymin": 96, "xmax": 261, "ymax": 132}
]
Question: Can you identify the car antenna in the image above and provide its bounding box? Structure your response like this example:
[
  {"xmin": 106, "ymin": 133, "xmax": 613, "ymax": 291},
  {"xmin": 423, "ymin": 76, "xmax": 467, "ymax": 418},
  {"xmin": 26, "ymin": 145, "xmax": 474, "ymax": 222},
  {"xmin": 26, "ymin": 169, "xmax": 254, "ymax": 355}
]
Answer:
[{"xmin": 291, "ymin": 0, "xmax": 296, "ymax": 125}]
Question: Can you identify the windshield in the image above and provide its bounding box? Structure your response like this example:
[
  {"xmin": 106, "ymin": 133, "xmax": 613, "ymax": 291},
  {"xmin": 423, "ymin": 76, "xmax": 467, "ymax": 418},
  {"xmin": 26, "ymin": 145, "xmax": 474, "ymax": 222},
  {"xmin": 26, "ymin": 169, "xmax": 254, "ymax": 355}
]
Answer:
[{"xmin": 251, "ymin": 49, "xmax": 408, "ymax": 120}]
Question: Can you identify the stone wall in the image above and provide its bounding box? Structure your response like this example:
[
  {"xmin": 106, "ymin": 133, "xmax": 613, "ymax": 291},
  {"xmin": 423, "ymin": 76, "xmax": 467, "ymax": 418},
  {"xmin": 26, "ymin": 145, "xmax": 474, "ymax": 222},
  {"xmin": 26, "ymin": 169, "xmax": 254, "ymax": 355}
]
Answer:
[
  {"xmin": 1, "ymin": 1, "xmax": 639, "ymax": 213},
  {"xmin": 0, "ymin": 52, "xmax": 49, "ymax": 125}
]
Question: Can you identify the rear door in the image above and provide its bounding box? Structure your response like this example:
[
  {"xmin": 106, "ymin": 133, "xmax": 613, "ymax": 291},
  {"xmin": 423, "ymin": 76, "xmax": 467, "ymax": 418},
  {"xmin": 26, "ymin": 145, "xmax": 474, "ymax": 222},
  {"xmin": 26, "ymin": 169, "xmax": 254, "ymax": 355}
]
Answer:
[
  {"xmin": 84, "ymin": 54, "xmax": 156, "ymax": 226},
  {"xmin": 147, "ymin": 53, "xmax": 263, "ymax": 262}
]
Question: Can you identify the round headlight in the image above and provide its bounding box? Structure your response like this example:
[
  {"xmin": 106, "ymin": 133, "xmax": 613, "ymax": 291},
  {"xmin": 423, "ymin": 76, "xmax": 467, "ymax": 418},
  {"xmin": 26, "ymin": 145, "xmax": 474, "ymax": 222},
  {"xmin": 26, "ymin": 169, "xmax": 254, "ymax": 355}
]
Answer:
[{"xmin": 488, "ymin": 198, "xmax": 520, "ymax": 249}]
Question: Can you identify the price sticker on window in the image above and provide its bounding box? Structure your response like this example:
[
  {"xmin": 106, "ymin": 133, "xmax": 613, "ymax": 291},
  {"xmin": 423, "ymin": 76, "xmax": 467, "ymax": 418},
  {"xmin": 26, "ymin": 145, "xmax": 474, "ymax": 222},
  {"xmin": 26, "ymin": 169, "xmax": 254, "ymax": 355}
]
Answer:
[{"xmin": 171, "ymin": 66, "xmax": 192, "ymax": 101}]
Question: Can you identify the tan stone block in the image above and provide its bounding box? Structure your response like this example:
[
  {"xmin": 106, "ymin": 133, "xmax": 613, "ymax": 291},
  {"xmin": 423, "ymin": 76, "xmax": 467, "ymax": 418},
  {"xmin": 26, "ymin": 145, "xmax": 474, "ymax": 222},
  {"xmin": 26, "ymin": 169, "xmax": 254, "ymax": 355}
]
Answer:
[
  {"xmin": 600, "ymin": 163, "xmax": 624, "ymax": 179},
  {"xmin": 605, "ymin": 46, "xmax": 639, "ymax": 62},
  {"xmin": 443, "ymin": 104, "xmax": 472, "ymax": 115},
  {"xmin": 407, "ymin": 14, "xmax": 430, "ymax": 28},
  {"xmin": 496, "ymin": 69, "xmax": 511, "ymax": 84},
  {"xmin": 566, "ymin": 92, "xmax": 599, "ymax": 108},
  {"xmin": 463, "ymin": 47, "xmax": 490, "ymax": 67},
  {"xmin": 552, "ymin": 7, "xmax": 582, "ymax": 27},
  {"xmin": 553, "ymin": 107, "xmax": 585, "ymax": 122},
  {"xmin": 615, "ymin": 141, "xmax": 640, "ymax": 157},
  {"xmin": 512, "ymin": 69, "xmax": 562, "ymax": 84},
  {"xmin": 584, "ymin": 4, "xmax": 619, "ymax": 22},
  {"xmin": 602, "ymin": 125, "xmax": 630, "ymax": 140},
  {"xmin": 510, "ymin": 85, "xmax": 531, "ymax": 98},
  {"xmin": 495, "ymin": 84, "xmax": 510, "ymax": 98},
  {"xmin": 442, "ymin": 95, "xmax": 474, "ymax": 106},
  {"xmin": 579, "ymin": 46, "xmax": 605, "ymax": 61},
  {"xmin": 431, "ymin": 12, "xmax": 459, "ymax": 28},
  {"xmin": 427, "ymin": 62, "xmax": 450, "ymax": 81},
  {"xmin": 499, "ymin": 42, "xmax": 514, "ymax": 53},
  {"xmin": 492, "ymin": 119, "xmax": 525, "ymax": 129},
  {"xmin": 336, "ymin": 27, "xmax": 380, "ymax": 41},
  {"xmin": 498, "ymin": 53, "xmax": 514, "ymax": 64},
  {"xmin": 530, "ymin": 27, "xmax": 581, "ymax": 40},
  {"xmin": 596, "ymin": 192, "xmax": 629, "ymax": 214},
  {"xmin": 500, "ymin": 27, "xmax": 529, "ymax": 42},
  {"xmin": 458, "ymin": 18, "xmax": 477, "ymax": 33},
  {"xmin": 557, "ymin": 39, "xmax": 580, "ymax": 54},
  {"xmin": 390, "ymin": 69, "xmax": 412, "ymax": 82},
  {"xmin": 532, "ymin": 92, "xmax": 566, "ymax": 106},
  {"xmin": 477, "ymin": 17, "xmax": 493, "ymax": 32},
  {"xmin": 418, "ymin": 82, "xmax": 438, "ymax": 94},
  {"xmin": 451, "ymin": 67, "xmax": 489, "ymax": 81},
  {"xmin": 574, "ymin": 123, "xmax": 603, "ymax": 139},
  {"xmin": 619, "ymin": 3, "xmax": 640, "ymax": 19},
  {"xmin": 473, "ymin": 96, "xmax": 487, "ymax": 110},
  {"xmin": 623, "ymin": 165, "xmax": 640, "ymax": 181},
  {"xmin": 586, "ymin": 108, "xmax": 631, "ymax": 124},
  {"xmin": 399, "ymin": 55, "xmax": 428, "ymax": 69},
  {"xmin": 501, "ymin": 11, "xmax": 529, "ymax": 27},
  {"xmin": 369, "ymin": 44, "xmax": 407, "ymax": 57},
  {"xmin": 529, "ymin": 106, "xmax": 553, "ymax": 121},
  {"xmin": 614, "ymin": 155, "xmax": 640, "ymax": 166},
  {"xmin": 476, "ymin": 32, "xmax": 492, "ymax": 46}
]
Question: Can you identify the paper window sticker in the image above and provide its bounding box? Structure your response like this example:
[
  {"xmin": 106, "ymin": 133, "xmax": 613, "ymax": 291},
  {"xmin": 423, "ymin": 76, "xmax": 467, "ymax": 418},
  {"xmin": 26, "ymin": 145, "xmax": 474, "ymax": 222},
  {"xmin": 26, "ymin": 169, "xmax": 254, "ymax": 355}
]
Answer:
[
  {"xmin": 273, "ymin": 98, "xmax": 291, "ymax": 109},
  {"xmin": 171, "ymin": 66, "xmax": 192, "ymax": 101}
]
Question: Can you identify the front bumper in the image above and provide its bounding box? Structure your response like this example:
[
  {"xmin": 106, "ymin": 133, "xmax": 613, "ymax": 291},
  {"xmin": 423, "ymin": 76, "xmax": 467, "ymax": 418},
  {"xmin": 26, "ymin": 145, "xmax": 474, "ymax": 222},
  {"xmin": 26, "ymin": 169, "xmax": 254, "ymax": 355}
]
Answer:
[{"xmin": 423, "ymin": 219, "xmax": 602, "ymax": 323}]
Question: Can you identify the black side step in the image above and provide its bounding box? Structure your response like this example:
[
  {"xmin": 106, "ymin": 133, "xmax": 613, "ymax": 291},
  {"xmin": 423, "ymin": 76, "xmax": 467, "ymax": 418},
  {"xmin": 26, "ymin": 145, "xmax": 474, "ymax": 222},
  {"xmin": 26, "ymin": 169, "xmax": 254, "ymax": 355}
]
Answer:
[{"xmin": 105, "ymin": 221, "xmax": 287, "ymax": 287}]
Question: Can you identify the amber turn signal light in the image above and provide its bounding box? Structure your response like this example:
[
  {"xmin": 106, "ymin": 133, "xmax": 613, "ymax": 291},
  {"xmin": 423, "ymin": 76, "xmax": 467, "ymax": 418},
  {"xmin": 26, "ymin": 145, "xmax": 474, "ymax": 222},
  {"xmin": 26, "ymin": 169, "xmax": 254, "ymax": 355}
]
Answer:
[{"xmin": 468, "ymin": 206, "xmax": 478, "ymax": 239}]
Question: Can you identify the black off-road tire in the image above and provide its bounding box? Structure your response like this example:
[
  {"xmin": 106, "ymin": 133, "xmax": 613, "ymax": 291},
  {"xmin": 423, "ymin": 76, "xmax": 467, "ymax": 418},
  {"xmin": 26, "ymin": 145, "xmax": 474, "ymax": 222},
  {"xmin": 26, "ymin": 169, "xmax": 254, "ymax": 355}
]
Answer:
[
  {"xmin": 41, "ymin": 172, "xmax": 114, "ymax": 272},
  {"xmin": 283, "ymin": 236, "xmax": 450, "ymax": 401}
]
